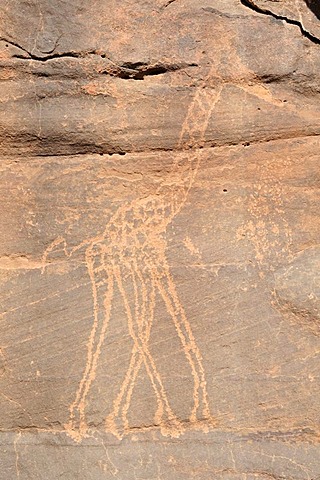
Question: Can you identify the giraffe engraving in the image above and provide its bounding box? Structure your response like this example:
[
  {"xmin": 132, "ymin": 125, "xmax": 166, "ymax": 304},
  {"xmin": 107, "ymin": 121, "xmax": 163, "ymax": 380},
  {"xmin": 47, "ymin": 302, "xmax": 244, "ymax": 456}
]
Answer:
[
  {"xmin": 41, "ymin": 55, "xmax": 291, "ymax": 439},
  {"xmin": 42, "ymin": 70, "xmax": 222, "ymax": 440}
]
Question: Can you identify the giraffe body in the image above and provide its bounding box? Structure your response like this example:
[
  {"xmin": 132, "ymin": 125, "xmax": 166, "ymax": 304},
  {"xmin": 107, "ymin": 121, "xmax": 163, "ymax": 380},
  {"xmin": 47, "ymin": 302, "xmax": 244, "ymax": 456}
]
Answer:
[{"xmin": 43, "ymin": 81, "xmax": 223, "ymax": 441}]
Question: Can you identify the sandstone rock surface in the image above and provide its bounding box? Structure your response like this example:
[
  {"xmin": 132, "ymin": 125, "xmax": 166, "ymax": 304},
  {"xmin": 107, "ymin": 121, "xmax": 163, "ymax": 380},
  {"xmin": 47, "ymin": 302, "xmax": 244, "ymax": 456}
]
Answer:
[{"xmin": 0, "ymin": 0, "xmax": 320, "ymax": 478}]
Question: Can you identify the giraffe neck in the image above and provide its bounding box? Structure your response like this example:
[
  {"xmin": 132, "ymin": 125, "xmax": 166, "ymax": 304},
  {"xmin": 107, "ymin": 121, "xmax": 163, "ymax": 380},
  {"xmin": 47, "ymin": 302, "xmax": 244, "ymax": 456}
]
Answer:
[
  {"xmin": 101, "ymin": 82, "xmax": 222, "ymax": 241},
  {"xmin": 156, "ymin": 85, "xmax": 222, "ymax": 220}
]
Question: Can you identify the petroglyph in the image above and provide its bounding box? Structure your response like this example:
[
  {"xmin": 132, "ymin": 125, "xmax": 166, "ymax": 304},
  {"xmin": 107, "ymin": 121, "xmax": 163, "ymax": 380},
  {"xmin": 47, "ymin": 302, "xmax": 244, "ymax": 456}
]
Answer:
[
  {"xmin": 41, "ymin": 65, "xmax": 221, "ymax": 440},
  {"xmin": 237, "ymin": 151, "xmax": 293, "ymax": 272},
  {"xmin": 41, "ymin": 58, "xmax": 288, "ymax": 441},
  {"xmin": 183, "ymin": 236, "xmax": 202, "ymax": 260}
]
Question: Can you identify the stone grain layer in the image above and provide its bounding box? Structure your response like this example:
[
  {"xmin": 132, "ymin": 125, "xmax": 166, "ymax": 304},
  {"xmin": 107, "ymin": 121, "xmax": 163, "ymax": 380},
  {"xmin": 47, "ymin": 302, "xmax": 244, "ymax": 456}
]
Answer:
[{"xmin": 0, "ymin": 0, "xmax": 320, "ymax": 478}]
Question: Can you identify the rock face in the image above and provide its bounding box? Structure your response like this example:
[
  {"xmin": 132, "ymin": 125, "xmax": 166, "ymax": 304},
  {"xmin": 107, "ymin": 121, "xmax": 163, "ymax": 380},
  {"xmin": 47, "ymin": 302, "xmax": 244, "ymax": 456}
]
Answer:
[{"xmin": 0, "ymin": 0, "xmax": 320, "ymax": 478}]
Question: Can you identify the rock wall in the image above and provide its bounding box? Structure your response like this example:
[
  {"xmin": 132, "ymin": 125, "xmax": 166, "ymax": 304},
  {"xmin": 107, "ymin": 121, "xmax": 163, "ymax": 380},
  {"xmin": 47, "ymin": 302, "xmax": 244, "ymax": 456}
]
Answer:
[{"xmin": 0, "ymin": 0, "xmax": 319, "ymax": 478}]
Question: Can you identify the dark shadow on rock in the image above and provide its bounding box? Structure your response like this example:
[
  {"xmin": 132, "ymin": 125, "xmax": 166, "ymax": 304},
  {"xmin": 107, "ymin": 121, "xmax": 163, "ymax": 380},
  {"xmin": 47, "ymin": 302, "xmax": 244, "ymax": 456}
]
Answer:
[{"xmin": 305, "ymin": 0, "xmax": 320, "ymax": 20}]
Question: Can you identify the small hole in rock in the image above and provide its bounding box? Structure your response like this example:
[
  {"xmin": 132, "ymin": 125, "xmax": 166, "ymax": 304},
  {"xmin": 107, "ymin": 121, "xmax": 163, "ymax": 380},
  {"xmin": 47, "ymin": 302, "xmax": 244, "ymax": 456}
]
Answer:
[{"xmin": 223, "ymin": 189, "xmax": 228, "ymax": 193}]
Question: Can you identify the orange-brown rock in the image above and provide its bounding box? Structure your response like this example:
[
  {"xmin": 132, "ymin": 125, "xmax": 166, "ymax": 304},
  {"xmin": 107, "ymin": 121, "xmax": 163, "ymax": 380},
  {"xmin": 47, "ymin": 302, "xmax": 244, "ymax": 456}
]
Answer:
[{"xmin": 0, "ymin": 1, "xmax": 319, "ymax": 478}]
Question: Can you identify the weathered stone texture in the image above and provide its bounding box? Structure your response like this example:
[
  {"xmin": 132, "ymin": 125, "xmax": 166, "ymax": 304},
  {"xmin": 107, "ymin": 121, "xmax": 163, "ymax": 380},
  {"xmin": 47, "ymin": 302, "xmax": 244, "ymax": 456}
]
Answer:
[{"xmin": 0, "ymin": 0, "xmax": 320, "ymax": 478}]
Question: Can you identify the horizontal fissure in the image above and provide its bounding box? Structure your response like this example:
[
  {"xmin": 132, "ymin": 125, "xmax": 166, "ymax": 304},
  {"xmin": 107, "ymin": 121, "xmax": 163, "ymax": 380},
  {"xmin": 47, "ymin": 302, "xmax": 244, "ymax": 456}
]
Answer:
[
  {"xmin": 1, "ymin": 131, "xmax": 320, "ymax": 159},
  {"xmin": 240, "ymin": 0, "xmax": 320, "ymax": 45}
]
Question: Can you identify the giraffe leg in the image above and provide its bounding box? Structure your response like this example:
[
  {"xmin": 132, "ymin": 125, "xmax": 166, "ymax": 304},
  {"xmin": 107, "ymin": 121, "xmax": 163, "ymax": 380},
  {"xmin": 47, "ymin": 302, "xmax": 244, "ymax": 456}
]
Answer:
[
  {"xmin": 149, "ymin": 255, "xmax": 211, "ymax": 424},
  {"xmin": 65, "ymin": 244, "xmax": 114, "ymax": 441},
  {"xmin": 105, "ymin": 345, "xmax": 142, "ymax": 438},
  {"xmin": 111, "ymin": 263, "xmax": 182, "ymax": 436},
  {"xmin": 121, "ymin": 262, "xmax": 161, "ymax": 428},
  {"xmin": 106, "ymin": 260, "xmax": 166, "ymax": 436}
]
